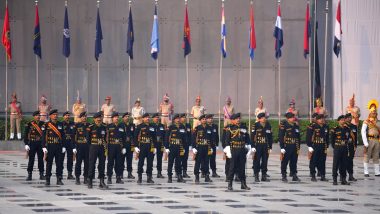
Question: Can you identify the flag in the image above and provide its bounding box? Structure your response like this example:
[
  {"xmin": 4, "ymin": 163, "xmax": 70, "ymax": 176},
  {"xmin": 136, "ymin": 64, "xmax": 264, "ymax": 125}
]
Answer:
[
  {"xmin": 333, "ymin": 0, "xmax": 342, "ymax": 57},
  {"xmin": 62, "ymin": 6, "xmax": 70, "ymax": 58},
  {"xmin": 249, "ymin": 3, "xmax": 256, "ymax": 60},
  {"xmin": 314, "ymin": 23, "xmax": 322, "ymax": 100},
  {"xmin": 273, "ymin": 4, "xmax": 283, "ymax": 59},
  {"xmin": 34, "ymin": 5, "xmax": 42, "ymax": 59},
  {"xmin": 150, "ymin": 5, "xmax": 159, "ymax": 60},
  {"xmin": 2, "ymin": 5, "xmax": 11, "ymax": 61},
  {"xmin": 126, "ymin": 6, "xmax": 134, "ymax": 59},
  {"xmin": 95, "ymin": 8, "xmax": 103, "ymax": 61},
  {"xmin": 220, "ymin": 6, "xmax": 227, "ymax": 58},
  {"xmin": 183, "ymin": 5, "xmax": 191, "ymax": 57},
  {"xmin": 303, "ymin": 2, "xmax": 311, "ymax": 59}
]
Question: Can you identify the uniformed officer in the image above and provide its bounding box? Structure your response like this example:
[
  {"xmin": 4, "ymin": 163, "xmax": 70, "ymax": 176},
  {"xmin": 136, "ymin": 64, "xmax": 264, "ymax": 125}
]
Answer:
[
  {"xmin": 306, "ymin": 114, "xmax": 329, "ymax": 182},
  {"xmin": 191, "ymin": 96, "xmax": 206, "ymax": 129},
  {"xmin": 42, "ymin": 109, "xmax": 66, "ymax": 186},
  {"xmin": 151, "ymin": 113, "xmax": 165, "ymax": 178},
  {"xmin": 87, "ymin": 112, "xmax": 108, "ymax": 189},
  {"xmin": 119, "ymin": 112, "xmax": 136, "ymax": 179},
  {"xmin": 251, "ymin": 112, "xmax": 273, "ymax": 182},
  {"xmin": 9, "ymin": 93, "xmax": 22, "ymax": 140},
  {"xmin": 24, "ymin": 111, "xmax": 45, "ymax": 180},
  {"xmin": 180, "ymin": 113, "xmax": 192, "ymax": 178},
  {"xmin": 222, "ymin": 123, "xmax": 231, "ymax": 181},
  {"xmin": 279, "ymin": 112, "xmax": 301, "ymax": 182},
  {"xmin": 38, "ymin": 95, "xmax": 51, "ymax": 122},
  {"xmin": 192, "ymin": 114, "xmax": 213, "ymax": 183},
  {"xmin": 206, "ymin": 114, "xmax": 220, "ymax": 178},
  {"xmin": 134, "ymin": 113, "xmax": 156, "ymax": 184},
  {"xmin": 101, "ymin": 96, "xmax": 116, "ymax": 124},
  {"xmin": 72, "ymin": 93, "xmax": 87, "ymax": 123},
  {"xmin": 331, "ymin": 115, "xmax": 350, "ymax": 185},
  {"xmin": 224, "ymin": 113, "xmax": 251, "ymax": 190},
  {"xmin": 344, "ymin": 113, "xmax": 358, "ymax": 181},
  {"xmin": 106, "ymin": 112, "xmax": 126, "ymax": 184},
  {"xmin": 165, "ymin": 114, "xmax": 186, "ymax": 183},
  {"xmin": 73, "ymin": 112, "xmax": 90, "ymax": 185},
  {"xmin": 62, "ymin": 111, "xmax": 75, "ymax": 180}
]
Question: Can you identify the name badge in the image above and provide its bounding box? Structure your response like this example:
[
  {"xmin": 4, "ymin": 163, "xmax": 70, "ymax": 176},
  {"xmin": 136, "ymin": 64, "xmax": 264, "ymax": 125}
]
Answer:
[
  {"xmin": 187, "ymin": 128, "xmax": 191, "ymax": 132},
  {"xmin": 149, "ymin": 127, "xmax": 155, "ymax": 132},
  {"xmin": 180, "ymin": 129, "xmax": 185, "ymax": 133},
  {"xmin": 266, "ymin": 130, "xmax": 271, "ymax": 133},
  {"xmin": 207, "ymin": 130, "xmax": 211, "ymax": 134},
  {"xmin": 119, "ymin": 128, "xmax": 124, "ymax": 132},
  {"xmin": 160, "ymin": 127, "xmax": 164, "ymax": 131},
  {"xmin": 58, "ymin": 126, "xmax": 62, "ymax": 130},
  {"xmin": 41, "ymin": 127, "xmax": 45, "ymax": 131},
  {"xmin": 101, "ymin": 131, "xmax": 105, "ymax": 135},
  {"xmin": 240, "ymin": 129, "xmax": 247, "ymax": 133},
  {"xmin": 213, "ymin": 129, "xmax": 217, "ymax": 132},
  {"xmin": 70, "ymin": 126, "xmax": 74, "ymax": 129},
  {"xmin": 295, "ymin": 129, "xmax": 299, "ymax": 133},
  {"xmin": 325, "ymin": 129, "xmax": 328, "ymax": 133},
  {"xmin": 130, "ymin": 127, "xmax": 134, "ymax": 131},
  {"xmin": 352, "ymin": 129, "xmax": 356, "ymax": 133}
]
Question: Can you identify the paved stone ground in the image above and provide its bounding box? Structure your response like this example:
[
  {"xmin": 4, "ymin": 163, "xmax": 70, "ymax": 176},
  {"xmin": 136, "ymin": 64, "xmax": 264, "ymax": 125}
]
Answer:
[{"xmin": 0, "ymin": 148, "xmax": 379, "ymax": 214}]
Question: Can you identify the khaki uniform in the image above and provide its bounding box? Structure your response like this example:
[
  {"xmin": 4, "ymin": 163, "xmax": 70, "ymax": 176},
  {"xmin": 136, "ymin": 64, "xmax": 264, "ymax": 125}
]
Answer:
[
  {"xmin": 101, "ymin": 104, "xmax": 115, "ymax": 124},
  {"xmin": 255, "ymin": 107, "xmax": 268, "ymax": 122},
  {"xmin": 38, "ymin": 104, "xmax": 51, "ymax": 122},
  {"xmin": 313, "ymin": 107, "xmax": 327, "ymax": 117},
  {"xmin": 72, "ymin": 103, "xmax": 87, "ymax": 123},
  {"xmin": 131, "ymin": 106, "xmax": 145, "ymax": 126},
  {"xmin": 191, "ymin": 105, "xmax": 206, "ymax": 129},
  {"xmin": 361, "ymin": 119, "xmax": 380, "ymax": 175},
  {"xmin": 346, "ymin": 106, "xmax": 360, "ymax": 126},
  {"xmin": 159, "ymin": 102, "xmax": 173, "ymax": 127},
  {"xmin": 9, "ymin": 101, "xmax": 22, "ymax": 137},
  {"xmin": 223, "ymin": 105, "xmax": 234, "ymax": 127}
]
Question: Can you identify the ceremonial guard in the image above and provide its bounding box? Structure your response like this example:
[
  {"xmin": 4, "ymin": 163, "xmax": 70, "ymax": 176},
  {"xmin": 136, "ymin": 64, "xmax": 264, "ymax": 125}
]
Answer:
[
  {"xmin": 286, "ymin": 99, "xmax": 299, "ymax": 124},
  {"xmin": 361, "ymin": 100, "xmax": 380, "ymax": 177},
  {"xmin": 206, "ymin": 114, "xmax": 220, "ymax": 178},
  {"xmin": 9, "ymin": 92, "xmax": 22, "ymax": 140},
  {"xmin": 151, "ymin": 113, "xmax": 166, "ymax": 178},
  {"xmin": 165, "ymin": 114, "xmax": 186, "ymax": 183},
  {"xmin": 346, "ymin": 94, "xmax": 360, "ymax": 126},
  {"xmin": 42, "ymin": 109, "xmax": 66, "ymax": 186},
  {"xmin": 119, "ymin": 112, "xmax": 136, "ymax": 179},
  {"xmin": 73, "ymin": 112, "xmax": 90, "ymax": 185},
  {"xmin": 134, "ymin": 113, "xmax": 156, "ymax": 184},
  {"xmin": 224, "ymin": 113, "xmax": 251, "ymax": 190},
  {"xmin": 279, "ymin": 112, "xmax": 301, "ymax": 182},
  {"xmin": 132, "ymin": 98, "xmax": 145, "ymax": 126},
  {"xmin": 87, "ymin": 112, "xmax": 108, "ymax": 189},
  {"xmin": 223, "ymin": 96, "xmax": 234, "ymax": 127},
  {"xmin": 180, "ymin": 113, "xmax": 192, "ymax": 178},
  {"xmin": 38, "ymin": 95, "xmax": 51, "ymax": 122},
  {"xmin": 101, "ymin": 96, "xmax": 116, "ymax": 124},
  {"xmin": 62, "ymin": 111, "xmax": 76, "ymax": 180},
  {"xmin": 159, "ymin": 93, "xmax": 174, "ymax": 127},
  {"xmin": 345, "ymin": 113, "xmax": 358, "ymax": 181},
  {"xmin": 313, "ymin": 98, "xmax": 328, "ymax": 117},
  {"xmin": 24, "ymin": 111, "xmax": 45, "ymax": 180},
  {"xmin": 191, "ymin": 96, "xmax": 206, "ymax": 129},
  {"xmin": 331, "ymin": 115, "xmax": 350, "ymax": 185},
  {"xmin": 72, "ymin": 92, "xmax": 87, "ymax": 123},
  {"xmin": 306, "ymin": 114, "xmax": 329, "ymax": 182},
  {"xmin": 251, "ymin": 112, "xmax": 273, "ymax": 182},
  {"xmin": 255, "ymin": 96, "xmax": 269, "ymax": 121},
  {"xmin": 107, "ymin": 112, "xmax": 126, "ymax": 184}
]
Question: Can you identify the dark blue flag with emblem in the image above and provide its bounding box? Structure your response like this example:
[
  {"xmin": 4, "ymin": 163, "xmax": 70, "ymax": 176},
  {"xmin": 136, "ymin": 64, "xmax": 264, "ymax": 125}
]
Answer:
[
  {"xmin": 62, "ymin": 6, "xmax": 70, "ymax": 58},
  {"xmin": 126, "ymin": 6, "xmax": 134, "ymax": 59},
  {"xmin": 95, "ymin": 8, "xmax": 103, "ymax": 61},
  {"xmin": 33, "ymin": 4, "xmax": 42, "ymax": 59}
]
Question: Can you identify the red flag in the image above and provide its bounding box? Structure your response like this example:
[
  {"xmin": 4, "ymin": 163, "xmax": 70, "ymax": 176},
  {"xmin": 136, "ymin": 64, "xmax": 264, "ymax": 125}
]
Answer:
[
  {"xmin": 183, "ymin": 5, "xmax": 191, "ymax": 57},
  {"xmin": 249, "ymin": 3, "xmax": 256, "ymax": 60},
  {"xmin": 303, "ymin": 2, "xmax": 311, "ymax": 58},
  {"xmin": 2, "ymin": 5, "xmax": 12, "ymax": 61}
]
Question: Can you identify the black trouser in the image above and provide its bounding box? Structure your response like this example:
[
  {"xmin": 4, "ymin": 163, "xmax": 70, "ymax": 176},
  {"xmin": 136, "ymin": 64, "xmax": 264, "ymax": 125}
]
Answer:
[
  {"xmin": 346, "ymin": 143, "xmax": 355, "ymax": 174},
  {"xmin": 228, "ymin": 147, "xmax": 246, "ymax": 181},
  {"xmin": 181, "ymin": 145, "xmax": 189, "ymax": 173},
  {"xmin": 45, "ymin": 144, "xmax": 63, "ymax": 178},
  {"xmin": 156, "ymin": 143, "xmax": 164, "ymax": 172},
  {"xmin": 332, "ymin": 146, "xmax": 348, "ymax": 178},
  {"xmin": 167, "ymin": 146, "xmax": 181, "ymax": 176},
  {"xmin": 88, "ymin": 144, "xmax": 106, "ymax": 179},
  {"xmin": 107, "ymin": 144, "xmax": 123, "ymax": 177},
  {"xmin": 74, "ymin": 143, "xmax": 89, "ymax": 178},
  {"xmin": 137, "ymin": 144, "xmax": 154, "ymax": 176},
  {"xmin": 209, "ymin": 145, "xmax": 217, "ymax": 172},
  {"xmin": 281, "ymin": 145, "xmax": 298, "ymax": 176},
  {"xmin": 225, "ymin": 158, "xmax": 230, "ymax": 176},
  {"xmin": 309, "ymin": 145, "xmax": 326, "ymax": 176},
  {"xmin": 194, "ymin": 146, "xmax": 209, "ymax": 175},
  {"xmin": 253, "ymin": 144, "xmax": 269, "ymax": 175},
  {"xmin": 122, "ymin": 144, "xmax": 134, "ymax": 175},
  {"xmin": 27, "ymin": 141, "xmax": 44, "ymax": 174},
  {"xmin": 64, "ymin": 141, "xmax": 73, "ymax": 173}
]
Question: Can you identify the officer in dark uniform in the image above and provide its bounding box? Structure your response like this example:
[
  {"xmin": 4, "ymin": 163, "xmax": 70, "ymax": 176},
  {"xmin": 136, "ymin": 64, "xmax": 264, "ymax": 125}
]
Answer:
[
  {"xmin": 225, "ymin": 113, "xmax": 251, "ymax": 190},
  {"xmin": 331, "ymin": 115, "xmax": 350, "ymax": 185},
  {"xmin": 306, "ymin": 114, "xmax": 329, "ymax": 182},
  {"xmin": 193, "ymin": 114, "xmax": 213, "ymax": 183},
  {"xmin": 345, "ymin": 113, "xmax": 358, "ymax": 181},
  {"xmin": 165, "ymin": 114, "xmax": 186, "ymax": 183},
  {"xmin": 62, "ymin": 111, "xmax": 75, "ymax": 180},
  {"xmin": 119, "ymin": 112, "xmax": 135, "ymax": 179},
  {"xmin": 180, "ymin": 113, "xmax": 192, "ymax": 178},
  {"xmin": 107, "ymin": 112, "xmax": 126, "ymax": 184},
  {"xmin": 206, "ymin": 114, "xmax": 220, "ymax": 178},
  {"xmin": 134, "ymin": 113, "xmax": 156, "ymax": 184},
  {"xmin": 73, "ymin": 112, "xmax": 90, "ymax": 185},
  {"xmin": 251, "ymin": 112, "xmax": 273, "ymax": 182},
  {"xmin": 24, "ymin": 111, "xmax": 45, "ymax": 180},
  {"xmin": 279, "ymin": 112, "xmax": 301, "ymax": 182},
  {"xmin": 151, "ymin": 113, "xmax": 166, "ymax": 178},
  {"xmin": 87, "ymin": 111, "xmax": 108, "ymax": 189},
  {"xmin": 222, "ymin": 123, "xmax": 231, "ymax": 181},
  {"xmin": 42, "ymin": 109, "xmax": 66, "ymax": 186}
]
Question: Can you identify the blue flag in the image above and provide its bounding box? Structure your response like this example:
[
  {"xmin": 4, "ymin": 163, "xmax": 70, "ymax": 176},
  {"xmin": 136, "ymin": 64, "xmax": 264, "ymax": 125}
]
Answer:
[
  {"xmin": 273, "ymin": 5, "xmax": 283, "ymax": 59},
  {"xmin": 63, "ymin": 6, "xmax": 70, "ymax": 58},
  {"xmin": 95, "ymin": 8, "xmax": 103, "ymax": 61},
  {"xmin": 150, "ymin": 5, "xmax": 159, "ymax": 60},
  {"xmin": 126, "ymin": 7, "xmax": 134, "ymax": 59},
  {"xmin": 33, "ymin": 5, "xmax": 42, "ymax": 59},
  {"xmin": 220, "ymin": 6, "xmax": 227, "ymax": 58}
]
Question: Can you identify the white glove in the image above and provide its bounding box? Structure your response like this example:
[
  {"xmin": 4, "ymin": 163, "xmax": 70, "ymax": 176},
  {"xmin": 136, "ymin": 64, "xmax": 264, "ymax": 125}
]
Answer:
[
  {"xmin": 189, "ymin": 146, "xmax": 193, "ymax": 151},
  {"xmin": 226, "ymin": 152, "xmax": 232, "ymax": 159},
  {"xmin": 134, "ymin": 147, "xmax": 140, "ymax": 154},
  {"xmin": 72, "ymin": 149, "xmax": 77, "ymax": 154},
  {"xmin": 280, "ymin": 149, "xmax": 286, "ymax": 154},
  {"xmin": 246, "ymin": 150, "xmax": 252, "ymax": 158},
  {"xmin": 251, "ymin": 148, "xmax": 256, "ymax": 153},
  {"xmin": 269, "ymin": 149, "xmax": 272, "ymax": 154},
  {"xmin": 122, "ymin": 148, "xmax": 126, "ymax": 154},
  {"xmin": 25, "ymin": 145, "xmax": 30, "ymax": 151},
  {"xmin": 165, "ymin": 149, "xmax": 170, "ymax": 154},
  {"xmin": 210, "ymin": 148, "xmax": 213, "ymax": 154},
  {"xmin": 192, "ymin": 148, "xmax": 198, "ymax": 154},
  {"xmin": 42, "ymin": 148, "xmax": 48, "ymax": 153},
  {"xmin": 308, "ymin": 147, "xmax": 314, "ymax": 153},
  {"xmin": 153, "ymin": 148, "xmax": 157, "ymax": 154},
  {"xmin": 62, "ymin": 147, "xmax": 66, "ymax": 154},
  {"xmin": 223, "ymin": 146, "xmax": 231, "ymax": 154}
]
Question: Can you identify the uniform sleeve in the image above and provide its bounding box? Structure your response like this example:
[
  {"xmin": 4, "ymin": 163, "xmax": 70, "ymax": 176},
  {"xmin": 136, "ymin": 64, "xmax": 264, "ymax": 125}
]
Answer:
[
  {"xmin": 278, "ymin": 123, "xmax": 285, "ymax": 149},
  {"xmin": 61, "ymin": 124, "xmax": 67, "ymax": 148},
  {"xmin": 164, "ymin": 127, "xmax": 170, "ymax": 149},
  {"xmin": 325, "ymin": 126, "xmax": 330, "ymax": 148},
  {"xmin": 267, "ymin": 124, "xmax": 273, "ymax": 149},
  {"xmin": 120, "ymin": 125, "xmax": 127, "ymax": 149},
  {"xmin": 42, "ymin": 124, "xmax": 47, "ymax": 148},
  {"xmin": 72, "ymin": 125, "xmax": 78, "ymax": 149},
  {"xmin": 23, "ymin": 123, "xmax": 30, "ymax": 145},
  {"xmin": 133, "ymin": 126, "xmax": 140, "ymax": 148},
  {"xmin": 86, "ymin": 126, "xmax": 91, "ymax": 145},
  {"xmin": 361, "ymin": 123, "xmax": 368, "ymax": 147},
  {"xmin": 306, "ymin": 125, "xmax": 313, "ymax": 147},
  {"xmin": 215, "ymin": 125, "xmax": 220, "ymax": 145},
  {"xmin": 251, "ymin": 125, "xmax": 256, "ymax": 148},
  {"xmin": 191, "ymin": 128, "xmax": 197, "ymax": 148},
  {"xmin": 225, "ymin": 128, "xmax": 231, "ymax": 147},
  {"xmin": 330, "ymin": 128, "xmax": 336, "ymax": 148}
]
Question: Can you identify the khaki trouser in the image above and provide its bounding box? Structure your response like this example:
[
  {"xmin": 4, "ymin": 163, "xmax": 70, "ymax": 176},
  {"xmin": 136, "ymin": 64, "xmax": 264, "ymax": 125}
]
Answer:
[
  {"xmin": 161, "ymin": 116, "xmax": 171, "ymax": 127},
  {"xmin": 224, "ymin": 119, "xmax": 231, "ymax": 128},
  {"xmin": 103, "ymin": 117, "xmax": 112, "ymax": 124},
  {"xmin": 74, "ymin": 116, "xmax": 81, "ymax": 123},
  {"xmin": 193, "ymin": 119, "xmax": 200, "ymax": 130},
  {"xmin": 364, "ymin": 139, "xmax": 380, "ymax": 164},
  {"xmin": 10, "ymin": 114, "xmax": 21, "ymax": 134}
]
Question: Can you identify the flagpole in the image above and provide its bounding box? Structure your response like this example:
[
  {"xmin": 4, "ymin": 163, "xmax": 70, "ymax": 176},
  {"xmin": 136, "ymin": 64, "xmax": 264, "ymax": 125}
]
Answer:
[
  {"xmin": 312, "ymin": 0, "xmax": 316, "ymax": 108},
  {"xmin": 65, "ymin": 0, "xmax": 69, "ymax": 111},
  {"xmin": 249, "ymin": 58, "xmax": 252, "ymax": 131},
  {"xmin": 156, "ymin": 59, "xmax": 159, "ymax": 112},
  {"xmin": 277, "ymin": 0, "xmax": 281, "ymax": 124},
  {"xmin": 5, "ymin": 52, "xmax": 8, "ymax": 140},
  {"xmin": 307, "ymin": 0, "xmax": 312, "ymax": 122},
  {"xmin": 97, "ymin": 0, "xmax": 100, "ymax": 111},
  {"xmin": 185, "ymin": 0, "xmax": 189, "ymax": 123},
  {"xmin": 128, "ymin": 0, "xmax": 132, "ymax": 112},
  {"xmin": 218, "ymin": 0, "xmax": 225, "ymax": 139},
  {"xmin": 35, "ymin": 0, "xmax": 39, "ymax": 110},
  {"xmin": 323, "ymin": 0, "xmax": 328, "ymax": 114},
  {"xmin": 339, "ymin": 2, "xmax": 343, "ymax": 115}
]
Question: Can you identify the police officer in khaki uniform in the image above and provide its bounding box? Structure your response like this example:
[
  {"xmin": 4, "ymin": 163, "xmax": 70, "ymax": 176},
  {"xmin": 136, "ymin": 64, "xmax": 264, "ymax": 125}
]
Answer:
[
  {"xmin": 101, "ymin": 96, "xmax": 116, "ymax": 124},
  {"xmin": 9, "ymin": 93, "xmax": 22, "ymax": 140},
  {"xmin": 72, "ymin": 93, "xmax": 87, "ymax": 123}
]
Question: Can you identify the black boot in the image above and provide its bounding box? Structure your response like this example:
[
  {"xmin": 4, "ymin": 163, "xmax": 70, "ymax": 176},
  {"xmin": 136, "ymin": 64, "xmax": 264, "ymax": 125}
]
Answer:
[
  {"xmin": 241, "ymin": 180, "xmax": 251, "ymax": 190},
  {"xmin": 254, "ymin": 174, "xmax": 260, "ymax": 182},
  {"xmin": 107, "ymin": 177, "xmax": 112, "ymax": 184},
  {"xmin": 333, "ymin": 177, "xmax": 338, "ymax": 185},
  {"xmin": 127, "ymin": 172, "xmax": 135, "ymax": 179},
  {"xmin": 157, "ymin": 171, "xmax": 165, "ymax": 178},
  {"xmin": 205, "ymin": 174, "xmax": 212, "ymax": 182},
  {"xmin": 341, "ymin": 177, "xmax": 350, "ymax": 185},
  {"xmin": 195, "ymin": 174, "xmax": 200, "ymax": 184},
  {"xmin": 261, "ymin": 173, "xmax": 270, "ymax": 182},
  {"xmin": 99, "ymin": 178, "xmax": 109, "ymax": 189},
  {"xmin": 75, "ymin": 177, "xmax": 81, "ymax": 185},
  {"xmin": 228, "ymin": 180, "xmax": 233, "ymax": 191},
  {"xmin": 57, "ymin": 177, "xmax": 64, "ymax": 185},
  {"xmin": 311, "ymin": 174, "xmax": 317, "ymax": 182},
  {"xmin": 292, "ymin": 174, "xmax": 301, "ymax": 182},
  {"xmin": 84, "ymin": 177, "xmax": 88, "ymax": 184},
  {"xmin": 147, "ymin": 175, "xmax": 154, "ymax": 184},
  {"xmin": 183, "ymin": 171, "xmax": 191, "ymax": 178},
  {"xmin": 116, "ymin": 176, "xmax": 124, "ymax": 184},
  {"xmin": 282, "ymin": 174, "xmax": 288, "ymax": 183},
  {"xmin": 26, "ymin": 172, "xmax": 32, "ymax": 181},
  {"xmin": 88, "ymin": 179, "xmax": 93, "ymax": 189},
  {"xmin": 168, "ymin": 175, "xmax": 172, "ymax": 183},
  {"xmin": 177, "ymin": 174, "xmax": 184, "ymax": 183},
  {"xmin": 320, "ymin": 175, "xmax": 328, "ymax": 181},
  {"xmin": 137, "ymin": 174, "xmax": 142, "ymax": 184},
  {"xmin": 45, "ymin": 177, "xmax": 50, "ymax": 186},
  {"xmin": 212, "ymin": 170, "xmax": 220, "ymax": 178},
  {"xmin": 201, "ymin": 173, "xmax": 205, "ymax": 178},
  {"xmin": 234, "ymin": 176, "xmax": 240, "ymax": 182},
  {"xmin": 39, "ymin": 172, "xmax": 46, "ymax": 180},
  {"xmin": 348, "ymin": 174, "xmax": 357, "ymax": 181},
  {"xmin": 67, "ymin": 172, "xmax": 74, "ymax": 180}
]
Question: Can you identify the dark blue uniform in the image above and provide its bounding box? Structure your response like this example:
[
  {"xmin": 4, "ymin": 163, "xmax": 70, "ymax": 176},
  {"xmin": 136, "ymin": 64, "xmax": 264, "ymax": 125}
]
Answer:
[
  {"xmin": 331, "ymin": 125, "xmax": 350, "ymax": 185},
  {"xmin": 208, "ymin": 123, "xmax": 220, "ymax": 176},
  {"xmin": 192, "ymin": 124, "xmax": 213, "ymax": 182},
  {"xmin": 119, "ymin": 121, "xmax": 135, "ymax": 178},
  {"xmin": 24, "ymin": 120, "xmax": 45, "ymax": 179},
  {"xmin": 73, "ymin": 121, "xmax": 90, "ymax": 183},
  {"xmin": 165, "ymin": 123, "xmax": 186, "ymax": 181},
  {"xmin": 181, "ymin": 122, "xmax": 192, "ymax": 177},
  {"xmin": 63, "ymin": 120, "xmax": 75, "ymax": 178},
  {"xmin": 346, "ymin": 123, "xmax": 357, "ymax": 180},
  {"xmin": 251, "ymin": 121, "xmax": 273, "ymax": 181},
  {"xmin": 152, "ymin": 121, "xmax": 166, "ymax": 176},
  {"xmin": 107, "ymin": 123, "xmax": 126, "ymax": 182}
]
